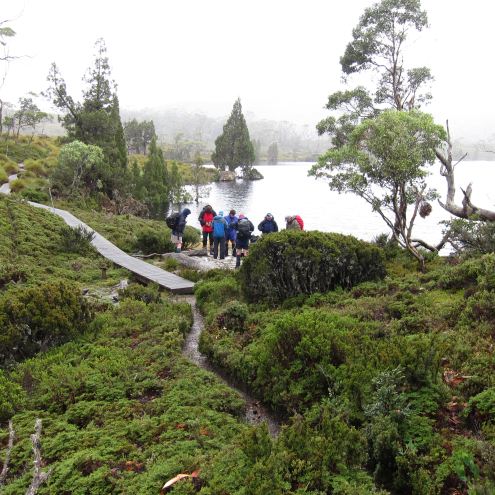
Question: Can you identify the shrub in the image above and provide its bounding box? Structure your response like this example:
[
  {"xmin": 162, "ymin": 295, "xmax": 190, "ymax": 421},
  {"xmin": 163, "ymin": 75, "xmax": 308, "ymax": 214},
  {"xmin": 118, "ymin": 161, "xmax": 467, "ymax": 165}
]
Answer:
[
  {"xmin": 0, "ymin": 370, "xmax": 26, "ymax": 420},
  {"xmin": 134, "ymin": 228, "xmax": 174, "ymax": 254},
  {"xmin": 24, "ymin": 159, "xmax": 48, "ymax": 177},
  {"xmin": 466, "ymin": 388, "xmax": 495, "ymax": 424},
  {"xmin": 215, "ymin": 301, "xmax": 249, "ymax": 332},
  {"xmin": 195, "ymin": 274, "xmax": 241, "ymax": 313},
  {"xmin": 240, "ymin": 230, "xmax": 385, "ymax": 303},
  {"xmin": 119, "ymin": 283, "xmax": 161, "ymax": 304},
  {"xmin": 0, "ymin": 263, "xmax": 27, "ymax": 289},
  {"xmin": 60, "ymin": 224, "xmax": 95, "ymax": 254},
  {"xmin": 9, "ymin": 178, "xmax": 26, "ymax": 193},
  {"xmin": 182, "ymin": 225, "xmax": 201, "ymax": 250},
  {"xmin": 0, "ymin": 165, "xmax": 7, "ymax": 183},
  {"xmin": 20, "ymin": 188, "xmax": 50, "ymax": 203},
  {"xmin": 0, "ymin": 280, "xmax": 93, "ymax": 365},
  {"xmin": 444, "ymin": 218, "xmax": 495, "ymax": 256}
]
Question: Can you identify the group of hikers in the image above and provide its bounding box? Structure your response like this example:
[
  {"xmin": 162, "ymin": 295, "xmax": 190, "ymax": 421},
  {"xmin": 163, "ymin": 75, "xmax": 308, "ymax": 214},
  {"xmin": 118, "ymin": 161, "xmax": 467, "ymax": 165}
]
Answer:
[{"xmin": 168, "ymin": 205, "xmax": 304, "ymax": 268}]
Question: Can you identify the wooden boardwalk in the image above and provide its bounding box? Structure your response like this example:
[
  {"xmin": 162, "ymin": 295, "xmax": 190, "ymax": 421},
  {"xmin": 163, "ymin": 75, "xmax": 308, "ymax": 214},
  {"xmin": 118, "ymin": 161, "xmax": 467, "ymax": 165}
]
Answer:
[
  {"xmin": 0, "ymin": 175, "xmax": 194, "ymax": 293},
  {"xmin": 29, "ymin": 203, "xmax": 195, "ymax": 294}
]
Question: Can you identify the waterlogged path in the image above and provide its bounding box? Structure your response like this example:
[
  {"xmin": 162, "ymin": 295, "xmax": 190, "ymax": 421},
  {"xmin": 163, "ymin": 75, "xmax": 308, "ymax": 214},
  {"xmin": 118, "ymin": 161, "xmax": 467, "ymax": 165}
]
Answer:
[{"xmin": 179, "ymin": 295, "xmax": 281, "ymax": 436}]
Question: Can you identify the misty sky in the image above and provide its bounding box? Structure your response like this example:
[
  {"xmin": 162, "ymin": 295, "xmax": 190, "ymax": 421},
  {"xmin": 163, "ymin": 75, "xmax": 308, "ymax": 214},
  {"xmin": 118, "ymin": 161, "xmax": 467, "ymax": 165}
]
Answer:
[{"xmin": 2, "ymin": 0, "xmax": 494, "ymax": 140}]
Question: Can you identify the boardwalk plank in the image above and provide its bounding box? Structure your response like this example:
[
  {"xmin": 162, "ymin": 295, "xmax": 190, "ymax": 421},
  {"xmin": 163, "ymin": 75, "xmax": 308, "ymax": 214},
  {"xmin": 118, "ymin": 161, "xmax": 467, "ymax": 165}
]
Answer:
[{"xmin": 27, "ymin": 202, "xmax": 195, "ymax": 294}]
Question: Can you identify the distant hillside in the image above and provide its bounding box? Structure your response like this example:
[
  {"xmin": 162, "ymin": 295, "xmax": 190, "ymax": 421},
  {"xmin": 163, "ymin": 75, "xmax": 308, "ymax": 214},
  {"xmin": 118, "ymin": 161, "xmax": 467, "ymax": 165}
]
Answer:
[{"xmin": 121, "ymin": 107, "xmax": 329, "ymax": 162}]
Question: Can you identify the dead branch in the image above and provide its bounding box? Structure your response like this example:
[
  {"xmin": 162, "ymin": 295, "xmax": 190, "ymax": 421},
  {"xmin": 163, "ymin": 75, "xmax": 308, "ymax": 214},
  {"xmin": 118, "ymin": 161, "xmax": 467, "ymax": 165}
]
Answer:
[
  {"xmin": 0, "ymin": 420, "xmax": 15, "ymax": 487},
  {"xmin": 437, "ymin": 120, "xmax": 495, "ymax": 221},
  {"xmin": 25, "ymin": 419, "xmax": 51, "ymax": 495}
]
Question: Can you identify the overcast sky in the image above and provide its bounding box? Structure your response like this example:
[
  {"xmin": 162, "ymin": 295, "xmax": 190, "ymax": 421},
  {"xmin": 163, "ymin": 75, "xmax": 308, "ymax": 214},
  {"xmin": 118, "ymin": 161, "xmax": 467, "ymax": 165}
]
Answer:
[{"xmin": 2, "ymin": 0, "xmax": 494, "ymax": 140}]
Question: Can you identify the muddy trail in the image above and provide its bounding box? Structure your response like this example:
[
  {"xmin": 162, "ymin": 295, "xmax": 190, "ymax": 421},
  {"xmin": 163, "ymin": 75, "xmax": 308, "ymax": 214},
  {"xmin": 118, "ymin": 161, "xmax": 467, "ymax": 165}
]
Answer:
[{"xmin": 178, "ymin": 295, "xmax": 281, "ymax": 437}]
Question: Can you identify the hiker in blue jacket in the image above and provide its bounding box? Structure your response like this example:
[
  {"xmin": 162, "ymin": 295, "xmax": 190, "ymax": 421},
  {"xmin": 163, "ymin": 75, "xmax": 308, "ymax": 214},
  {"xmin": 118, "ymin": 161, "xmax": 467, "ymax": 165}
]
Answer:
[
  {"xmin": 212, "ymin": 210, "xmax": 228, "ymax": 259},
  {"xmin": 258, "ymin": 213, "xmax": 278, "ymax": 234},
  {"xmin": 225, "ymin": 209, "xmax": 238, "ymax": 257},
  {"xmin": 171, "ymin": 208, "xmax": 191, "ymax": 253}
]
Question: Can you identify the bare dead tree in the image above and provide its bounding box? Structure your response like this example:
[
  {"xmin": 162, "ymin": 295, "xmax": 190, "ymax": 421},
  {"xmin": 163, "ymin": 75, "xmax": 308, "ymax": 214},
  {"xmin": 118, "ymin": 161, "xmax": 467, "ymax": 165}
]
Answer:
[
  {"xmin": 0, "ymin": 420, "xmax": 15, "ymax": 487},
  {"xmin": 436, "ymin": 121, "xmax": 495, "ymax": 222},
  {"xmin": 25, "ymin": 419, "xmax": 51, "ymax": 495}
]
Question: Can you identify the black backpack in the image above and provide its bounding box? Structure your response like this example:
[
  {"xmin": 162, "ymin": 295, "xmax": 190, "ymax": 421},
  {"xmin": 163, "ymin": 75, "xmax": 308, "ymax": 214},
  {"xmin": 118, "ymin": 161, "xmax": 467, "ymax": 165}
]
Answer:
[
  {"xmin": 237, "ymin": 218, "xmax": 251, "ymax": 238},
  {"xmin": 166, "ymin": 212, "xmax": 180, "ymax": 229}
]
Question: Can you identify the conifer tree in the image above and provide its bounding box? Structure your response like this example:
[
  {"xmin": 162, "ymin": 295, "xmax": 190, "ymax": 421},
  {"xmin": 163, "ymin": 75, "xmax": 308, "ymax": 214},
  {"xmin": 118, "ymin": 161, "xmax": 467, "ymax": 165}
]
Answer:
[
  {"xmin": 141, "ymin": 136, "xmax": 169, "ymax": 218},
  {"xmin": 46, "ymin": 38, "xmax": 128, "ymax": 196},
  {"xmin": 212, "ymin": 98, "xmax": 255, "ymax": 172}
]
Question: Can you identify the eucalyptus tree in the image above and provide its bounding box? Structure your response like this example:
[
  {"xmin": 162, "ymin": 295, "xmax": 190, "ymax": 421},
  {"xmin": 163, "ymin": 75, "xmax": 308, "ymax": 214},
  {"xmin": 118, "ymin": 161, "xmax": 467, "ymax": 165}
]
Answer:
[
  {"xmin": 312, "ymin": 0, "xmax": 449, "ymax": 265},
  {"xmin": 316, "ymin": 0, "xmax": 432, "ymax": 148},
  {"xmin": 314, "ymin": 110, "xmax": 445, "ymax": 269},
  {"xmin": 12, "ymin": 96, "xmax": 48, "ymax": 139},
  {"xmin": 0, "ymin": 21, "xmax": 16, "ymax": 134},
  {"xmin": 212, "ymin": 98, "xmax": 255, "ymax": 172}
]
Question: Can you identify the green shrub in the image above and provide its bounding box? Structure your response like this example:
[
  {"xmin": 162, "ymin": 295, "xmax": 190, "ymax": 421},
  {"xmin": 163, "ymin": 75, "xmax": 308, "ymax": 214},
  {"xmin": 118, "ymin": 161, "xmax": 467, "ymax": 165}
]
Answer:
[
  {"xmin": 0, "ymin": 263, "xmax": 27, "ymax": 289},
  {"xmin": 0, "ymin": 370, "xmax": 26, "ymax": 420},
  {"xmin": 19, "ymin": 188, "xmax": 50, "ymax": 203},
  {"xmin": 444, "ymin": 218, "xmax": 495, "ymax": 256},
  {"xmin": 466, "ymin": 388, "xmax": 495, "ymax": 424},
  {"xmin": 195, "ymin": 274, "xmax": 241, "ymax": 313},
  {"xmin": 182, "ymin": 225, "xmax": 201, "ymax": 250},
  {"xmin": 119, "ymin": 283, "xmax": 161, "ymax": 304},
  {"xmin": 24, "ymin": 159, "xmax": 48, "ymax": 177},
  {"xmin": 215, "ymin": 301, "xmax": 249, "ymax": 332},
  {"xmin": 0, "ymin": 280, "xmax": 93, "ymax": 364},
  {"xmin": 9, "ymin": 178, "xmax": 26, "ymax": 192},
  {"xmin": 239, "ymin": 230, "xmax": 385, "ymax": 304},
  {"xmin": 0, "ymin": 165, "xmax": 7, "ymax": 183},
  {"xmin": 60, "ymin": 224, "xmax": 96, "ymax": 254},
  {"xmin": 134, "ymin": 228, "xmax": 174, "ymax": 254}
]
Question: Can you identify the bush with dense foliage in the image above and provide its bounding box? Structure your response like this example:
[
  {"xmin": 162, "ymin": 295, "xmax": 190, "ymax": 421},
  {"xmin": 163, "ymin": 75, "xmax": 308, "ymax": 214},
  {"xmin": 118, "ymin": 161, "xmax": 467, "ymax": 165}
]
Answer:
[
  {"xmin": 59, "ymin": 224, "xmax": 96, "ymax": 254},
  {"xmin": 240, "ymin": 230, "xmax": 386, "ymax": 303},
  {"xmin": 0, "ymin": 280, "xmax": 92, "ymax": 365}
]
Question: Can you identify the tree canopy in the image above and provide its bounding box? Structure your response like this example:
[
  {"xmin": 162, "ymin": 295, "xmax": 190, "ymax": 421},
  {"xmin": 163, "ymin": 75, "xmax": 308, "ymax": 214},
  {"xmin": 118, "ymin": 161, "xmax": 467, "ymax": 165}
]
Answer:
[
  {"xmin": 212, "ymin": 98, "xmax": 255, "ymax": 172},
  {"xmin": 314, "ymin": 110, "xmax": 445, "ymax": 268}
]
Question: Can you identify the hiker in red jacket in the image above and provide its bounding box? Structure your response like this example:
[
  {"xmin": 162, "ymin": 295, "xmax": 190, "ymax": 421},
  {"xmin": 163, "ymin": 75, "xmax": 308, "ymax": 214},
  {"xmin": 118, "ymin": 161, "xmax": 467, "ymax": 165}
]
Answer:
[
  {"xmin": 198, "ymin": 204, "xmax": 216, "ymax": 254},
  {"xmin": 285, "ymin": 215, "xmax": 304, "ymax": 230}
]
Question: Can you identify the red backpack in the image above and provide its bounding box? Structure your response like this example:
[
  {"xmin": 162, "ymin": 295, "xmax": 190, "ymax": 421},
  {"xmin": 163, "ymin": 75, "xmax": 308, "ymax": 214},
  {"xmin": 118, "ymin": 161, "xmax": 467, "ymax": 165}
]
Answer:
[{"xmin": 295, "ymin": 215, "xmax": 304, "ymax": 230}]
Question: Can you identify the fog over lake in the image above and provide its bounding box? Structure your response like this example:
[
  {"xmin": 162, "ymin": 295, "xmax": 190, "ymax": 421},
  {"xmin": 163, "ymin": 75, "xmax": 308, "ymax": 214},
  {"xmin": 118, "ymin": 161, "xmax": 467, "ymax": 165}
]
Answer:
[{"xmin": 184, "ymin": 161, "xmax": 495, "ymax": 250}]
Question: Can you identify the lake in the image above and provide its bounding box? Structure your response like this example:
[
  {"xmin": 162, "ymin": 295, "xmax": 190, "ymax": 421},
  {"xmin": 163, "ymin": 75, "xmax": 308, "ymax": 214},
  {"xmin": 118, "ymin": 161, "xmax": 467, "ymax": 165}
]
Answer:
[{"xmin": 183, "ymin": 161, "xmax": 495, "ymax": 249}]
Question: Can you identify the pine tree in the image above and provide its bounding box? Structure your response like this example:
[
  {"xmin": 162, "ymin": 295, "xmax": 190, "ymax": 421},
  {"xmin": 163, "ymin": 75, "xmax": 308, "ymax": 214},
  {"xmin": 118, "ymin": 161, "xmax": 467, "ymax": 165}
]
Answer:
[
  {"xmin": 46, "ymin": 38, "xmax": 128, "ymax": 196},
  {"xmin": 141, "ymin": 136, "xmax": 169, "ymax": 218},
  {"xmin": 212, "ymin": 98, "xmax": 255, "ymax": 172}
]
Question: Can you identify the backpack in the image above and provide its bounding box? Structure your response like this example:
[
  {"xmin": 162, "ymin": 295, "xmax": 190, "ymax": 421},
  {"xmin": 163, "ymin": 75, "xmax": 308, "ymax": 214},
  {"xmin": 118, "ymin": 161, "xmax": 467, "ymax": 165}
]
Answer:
[
  {"xmin": 295, "ymin": 215, "xmax": 304, "ymax": 230},
  {"xmin": 237, "ymin": 218, "xmax": 251, "ymax": 238},
  {"xmin": 166, "ymin": 212, "xmax": 180, "ymax": 229}
]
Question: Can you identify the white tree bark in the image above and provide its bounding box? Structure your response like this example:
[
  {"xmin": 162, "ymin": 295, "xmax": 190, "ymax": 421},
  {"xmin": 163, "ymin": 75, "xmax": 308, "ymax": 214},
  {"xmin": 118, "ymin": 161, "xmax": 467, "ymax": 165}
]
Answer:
[
  {"xmin": 25, "ymin": 419, "xmax": 51, "ymax": 495},
  {"xmin": 437, "ymin": 121, "xmax": 495, "ymax": 221}
]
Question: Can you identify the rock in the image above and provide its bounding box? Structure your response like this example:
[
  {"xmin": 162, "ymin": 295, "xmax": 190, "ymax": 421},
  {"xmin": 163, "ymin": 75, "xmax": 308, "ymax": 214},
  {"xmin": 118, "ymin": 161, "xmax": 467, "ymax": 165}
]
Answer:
[
  {"xmin": 244, "ymin": 167, "xmax": 264, "ymax": 180},
  {"xmin": 219, "ymin": 170, "xmax": 236, "ymax": 181}
]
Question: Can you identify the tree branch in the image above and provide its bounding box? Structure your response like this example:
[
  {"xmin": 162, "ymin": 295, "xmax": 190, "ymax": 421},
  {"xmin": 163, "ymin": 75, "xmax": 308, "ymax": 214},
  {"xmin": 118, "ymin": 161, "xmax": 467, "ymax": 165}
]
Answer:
[
  {"xmin": 25, "ymin": 419, "xmax": 51, "ymax": 495},
  {"xmin": 437, "ymin": 120, "xmax": 495, "ymax": 221}
]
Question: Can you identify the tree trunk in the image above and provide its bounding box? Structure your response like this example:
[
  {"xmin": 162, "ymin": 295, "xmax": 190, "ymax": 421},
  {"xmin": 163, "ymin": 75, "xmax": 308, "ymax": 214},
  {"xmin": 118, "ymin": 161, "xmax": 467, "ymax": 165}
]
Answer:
[{"xmin": 437, "ymin": 121, "xmax": 495, "ymax": 221}]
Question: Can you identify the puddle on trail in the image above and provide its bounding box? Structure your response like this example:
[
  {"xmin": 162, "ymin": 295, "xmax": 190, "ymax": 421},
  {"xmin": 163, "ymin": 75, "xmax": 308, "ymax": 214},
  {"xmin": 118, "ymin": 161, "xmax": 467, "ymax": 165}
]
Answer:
[{"xmin": 178, "ymin": 295, "xmax": 281, "ymax": 437}]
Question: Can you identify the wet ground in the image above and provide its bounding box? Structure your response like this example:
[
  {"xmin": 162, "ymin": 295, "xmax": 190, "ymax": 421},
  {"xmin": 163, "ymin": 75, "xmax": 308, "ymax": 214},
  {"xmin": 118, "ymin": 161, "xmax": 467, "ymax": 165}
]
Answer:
[{"xmin": 179, "ymin": 295, "xmax": 281, "ymax": 437}]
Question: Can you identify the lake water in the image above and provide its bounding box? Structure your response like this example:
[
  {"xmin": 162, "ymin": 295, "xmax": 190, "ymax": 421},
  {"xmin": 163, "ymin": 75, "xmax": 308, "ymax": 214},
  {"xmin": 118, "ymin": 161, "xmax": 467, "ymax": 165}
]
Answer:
[{"xmin": 183, "ymin": 161, "xmax": 495, "ymax": 249}]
